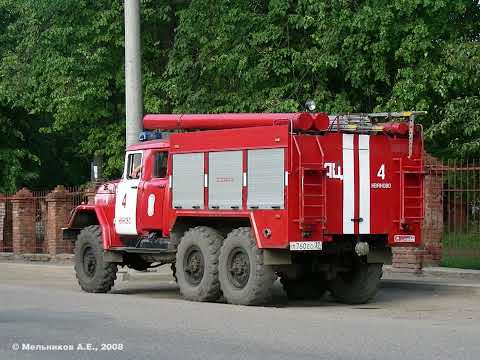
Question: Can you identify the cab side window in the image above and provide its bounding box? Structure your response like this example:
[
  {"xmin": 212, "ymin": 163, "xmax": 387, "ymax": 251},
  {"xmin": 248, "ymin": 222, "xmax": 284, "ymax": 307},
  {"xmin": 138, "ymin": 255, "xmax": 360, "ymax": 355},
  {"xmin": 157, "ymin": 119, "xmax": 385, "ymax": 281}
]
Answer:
[
  {"xmin": 126, "ymin": 153, "xmax": 143, "ymax": 179},
  {"xmin": 153, "ymin": 151, "xmax": 168, "ymax": 178}
]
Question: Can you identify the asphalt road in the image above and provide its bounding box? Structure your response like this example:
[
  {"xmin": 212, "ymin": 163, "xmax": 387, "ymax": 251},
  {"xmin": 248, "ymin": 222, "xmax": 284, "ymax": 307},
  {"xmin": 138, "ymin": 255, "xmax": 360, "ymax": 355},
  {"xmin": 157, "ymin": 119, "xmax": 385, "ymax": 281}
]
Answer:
[{"xmin": 1, "ymin": 262, "xmax": 480, "ymax": 360}]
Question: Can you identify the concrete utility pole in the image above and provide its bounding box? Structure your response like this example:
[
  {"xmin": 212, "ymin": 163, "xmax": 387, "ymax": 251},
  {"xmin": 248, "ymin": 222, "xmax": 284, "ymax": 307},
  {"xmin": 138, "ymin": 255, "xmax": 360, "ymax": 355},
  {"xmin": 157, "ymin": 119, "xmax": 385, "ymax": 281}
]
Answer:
[{"xmin": 124, "ymin": 0, "xmax": 143, "ymax": 147}]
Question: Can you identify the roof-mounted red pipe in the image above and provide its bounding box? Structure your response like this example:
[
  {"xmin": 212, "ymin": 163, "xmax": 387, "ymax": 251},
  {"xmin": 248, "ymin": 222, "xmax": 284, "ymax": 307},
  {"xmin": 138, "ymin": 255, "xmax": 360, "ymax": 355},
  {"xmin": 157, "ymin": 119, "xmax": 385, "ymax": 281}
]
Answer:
[
  {"xmin": 313, "ymin": 112, "xmax": 330, "ymax": 131},
  {"xmin": 143, "ymin": 113, "xmax": 314, "ymax": 131},
  {"xmin": 381, "ymin": 122, "xmax": 409, "ymax": 136}
]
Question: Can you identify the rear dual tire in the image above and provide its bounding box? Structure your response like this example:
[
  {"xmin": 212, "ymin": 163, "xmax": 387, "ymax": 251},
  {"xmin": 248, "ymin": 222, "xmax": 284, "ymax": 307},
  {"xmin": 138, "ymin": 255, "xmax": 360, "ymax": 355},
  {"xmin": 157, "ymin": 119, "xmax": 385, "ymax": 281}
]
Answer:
[
  {"xmin": 328, "ymin": 260, "xmax": 383, "ymax": 304},
  {"xmin": 280, "ymin": 275, "xmax": 327, "ymax": 301},
  {"xmin": 280, "ymin": 260, "xmax": 382, "ymax": 304},
  {"xmin": 218, "ymin": 227, "xmax": 276, "ymax": 305},
  {"xmin": 176, "ymin": 226, "xmax": 276, "ymax": 305},
  {"xmin": 175, "ymin": 226, "xmax": 223, "ymax": 302}
]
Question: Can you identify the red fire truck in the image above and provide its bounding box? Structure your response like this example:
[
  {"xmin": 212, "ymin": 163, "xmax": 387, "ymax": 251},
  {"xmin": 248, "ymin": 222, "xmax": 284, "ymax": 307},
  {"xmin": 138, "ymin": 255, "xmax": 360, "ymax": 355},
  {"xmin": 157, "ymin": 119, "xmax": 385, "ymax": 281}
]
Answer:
[{"xmin": 64, "ymin": 111, "xmax": 425, "ymax": 305}]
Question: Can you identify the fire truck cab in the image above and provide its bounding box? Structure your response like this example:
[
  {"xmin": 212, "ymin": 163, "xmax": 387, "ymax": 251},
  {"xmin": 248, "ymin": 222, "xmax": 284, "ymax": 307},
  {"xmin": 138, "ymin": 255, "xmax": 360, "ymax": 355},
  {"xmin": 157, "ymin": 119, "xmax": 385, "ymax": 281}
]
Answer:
[{"xmin": 65, "ymin": 111, "xmax": 425, "ymax": 305}]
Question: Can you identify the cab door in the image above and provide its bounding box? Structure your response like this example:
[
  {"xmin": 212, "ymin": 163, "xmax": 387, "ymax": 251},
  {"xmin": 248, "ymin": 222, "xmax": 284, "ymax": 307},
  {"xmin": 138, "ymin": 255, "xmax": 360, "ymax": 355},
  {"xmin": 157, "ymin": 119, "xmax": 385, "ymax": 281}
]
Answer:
[
  {"xmin": 115, "ymin": 151, "xmax": 143, "ymax": 235},
  {"xmin": 137, "ymin": 150, "xmax": 168, "ymax": 232}
]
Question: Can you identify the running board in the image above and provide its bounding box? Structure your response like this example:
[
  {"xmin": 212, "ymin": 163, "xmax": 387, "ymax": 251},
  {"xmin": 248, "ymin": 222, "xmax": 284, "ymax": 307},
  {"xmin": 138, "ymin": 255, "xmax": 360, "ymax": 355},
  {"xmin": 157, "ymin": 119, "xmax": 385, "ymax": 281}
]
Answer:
[{"xmin": 108, "ymin": 247, "xmax": 176, "ymax": 254}]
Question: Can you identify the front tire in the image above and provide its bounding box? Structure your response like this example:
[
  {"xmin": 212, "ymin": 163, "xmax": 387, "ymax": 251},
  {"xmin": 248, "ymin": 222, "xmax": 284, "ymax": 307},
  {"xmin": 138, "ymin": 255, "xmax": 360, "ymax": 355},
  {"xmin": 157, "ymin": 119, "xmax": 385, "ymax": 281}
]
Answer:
[
  {"xmin": 74, "ymin": 225, "xmax": 118, "ymax": 293},
  {"xmin": 175, "ymin": 226, "xmax": 223, "ymax": 302},
  {"xmin": 219, "ymin": 227, "xmax": 276, "ymax": 305},
  {"xmin": 329, "ymin": 258, "xmax": 383, "ymax": 304}
]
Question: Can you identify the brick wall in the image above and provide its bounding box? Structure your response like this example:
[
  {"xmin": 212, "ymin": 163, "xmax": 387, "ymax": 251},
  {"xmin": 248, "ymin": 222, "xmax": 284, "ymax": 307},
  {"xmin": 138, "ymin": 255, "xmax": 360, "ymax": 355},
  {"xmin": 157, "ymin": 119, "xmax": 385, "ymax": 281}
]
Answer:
[
  {"xmin": 11, "ymin": 188, "xmax": 36, "ymax": 254},
  {"xmin": 45, "ymin": 185, "xmax": 74, "ymax": 255},
  {"xmin": 422, "ymin": 154, "xmax": 444, "ymax": 265},
  {"xmin": 392, "ymin": 153, "xmax": 444, "ymax": 273},
  {"xmin": 392, "ymin": 247, "xmax": 426, "ymax": 274},
  {"xmin": 2, "ymin": 186, "xmax": 81, "ymax": 258}
]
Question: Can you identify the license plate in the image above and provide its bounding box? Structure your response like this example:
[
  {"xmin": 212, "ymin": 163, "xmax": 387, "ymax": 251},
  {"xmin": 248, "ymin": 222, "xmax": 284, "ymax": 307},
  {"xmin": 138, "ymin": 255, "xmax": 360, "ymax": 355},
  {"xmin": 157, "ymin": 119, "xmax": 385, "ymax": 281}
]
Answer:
[
  {"xmin": 394, "ymin": 235, "xmax": 416, "ymax": 243},
  {"xmin": 290, "ymin": 241, "xmax": 323, "ymax": 251}
]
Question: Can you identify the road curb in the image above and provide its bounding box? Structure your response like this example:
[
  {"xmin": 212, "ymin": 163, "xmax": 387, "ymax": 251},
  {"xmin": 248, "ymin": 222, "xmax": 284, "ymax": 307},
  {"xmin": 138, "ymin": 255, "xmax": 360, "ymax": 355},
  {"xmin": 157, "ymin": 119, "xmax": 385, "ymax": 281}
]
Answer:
[
  {"xmin": 384, "ymin": 265, "xmax": 480, "ymax": 281},
  {"xmin": 0, "ymin": 253, "xmax": 73, "ymax": 263},
  {"xmin": 381, "ymin": 279, "xmax": 480, "ymax": 293},
  {"xmin": 422, "ymin": 266, "xmax": 480, "ymax": 280}
]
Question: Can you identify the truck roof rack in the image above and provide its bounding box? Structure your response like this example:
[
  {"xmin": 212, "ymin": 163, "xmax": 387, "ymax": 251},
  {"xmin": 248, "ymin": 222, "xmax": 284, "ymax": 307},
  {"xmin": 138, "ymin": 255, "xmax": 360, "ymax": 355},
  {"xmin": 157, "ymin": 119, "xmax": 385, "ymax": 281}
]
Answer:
[
  {"xmin": 327, "ymin": 111, "xmax": 427, "ymax": 158},
  {"xmin": 328, "ymin": 111, "xmax": 427, "ymax": 132}
]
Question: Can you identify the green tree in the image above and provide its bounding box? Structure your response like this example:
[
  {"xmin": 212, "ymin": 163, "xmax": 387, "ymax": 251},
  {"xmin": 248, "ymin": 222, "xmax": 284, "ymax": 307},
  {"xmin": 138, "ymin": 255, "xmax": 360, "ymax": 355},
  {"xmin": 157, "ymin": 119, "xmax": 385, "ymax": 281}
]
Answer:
[
  {"xmin": 1, "ymin": 0, "xmax": 479, "ymax": 192},
  {"xmin": 0, "ymin": 108, "xmax": 40, "ymax": 193},
  {"xmin": 0, "ymin": 0, "xmax": 127, "ymax": 182},
  {"xmin": 163, "ymin": 0, "xmax": 480, "ymax": 157},
  {"xmin": 0, "ymin": 0, "xmax": 180, "ymax": 191}
]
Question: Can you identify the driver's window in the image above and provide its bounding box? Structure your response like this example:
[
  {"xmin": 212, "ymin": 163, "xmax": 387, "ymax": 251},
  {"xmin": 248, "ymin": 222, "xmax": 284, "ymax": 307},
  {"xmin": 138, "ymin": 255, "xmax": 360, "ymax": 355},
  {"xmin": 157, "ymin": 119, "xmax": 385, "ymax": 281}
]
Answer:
[
  {"xmin": 153, "ymin": 151, "xmax": 168, "ymax": 179},
  {"xmin": 126, "ymin": 152, "xmax": 143, "ymax": 180}
]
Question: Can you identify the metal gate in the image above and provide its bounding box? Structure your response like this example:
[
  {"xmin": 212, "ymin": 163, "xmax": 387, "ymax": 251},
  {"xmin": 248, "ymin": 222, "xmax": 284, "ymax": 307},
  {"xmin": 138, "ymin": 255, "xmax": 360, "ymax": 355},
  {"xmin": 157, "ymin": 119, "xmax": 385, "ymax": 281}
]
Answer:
[
  {"xmin": 32, "ymin": 190, "xmax": 48, "ymax": 253},
  {"xmin": 0, "ymin": 194, "xmax": 13, "ymax": 253},
  {"xmin": 428, "ymin": 159, "xmax": 480, "ymax": 269}
]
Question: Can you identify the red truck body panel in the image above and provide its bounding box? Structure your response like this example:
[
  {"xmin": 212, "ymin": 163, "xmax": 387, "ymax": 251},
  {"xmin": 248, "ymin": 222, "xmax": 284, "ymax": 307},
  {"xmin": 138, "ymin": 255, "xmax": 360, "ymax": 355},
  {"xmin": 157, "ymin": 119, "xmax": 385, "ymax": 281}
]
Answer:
[{"xmin": 67, "ymin": 113, "xmax": 424, "ymax": 251}]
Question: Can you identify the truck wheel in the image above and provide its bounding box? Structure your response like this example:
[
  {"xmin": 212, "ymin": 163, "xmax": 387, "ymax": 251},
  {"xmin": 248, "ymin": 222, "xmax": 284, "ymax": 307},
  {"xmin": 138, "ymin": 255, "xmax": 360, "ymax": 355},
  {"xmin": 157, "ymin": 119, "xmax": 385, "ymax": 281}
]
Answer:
[
  {"xmin": 171, "ymin": 263, "xmax": 177, "ymax": 282},
  {"xmin": 219, "ymin": 227, "xmax": 276, "ymax": 305},
  {"xmin": 176, "ymin": 226, "xmax": 223, "ymax": 302},
  {"xmin": 329, "ymin": 260, "xmax": 383, "ymax": 304},
  {"xmin": 74, "ymin": 225, "xmax": 118, "ymax": 293},
  {"xmin": 280, "ymin": 275, "xmax": 327, "ymax": 301}
]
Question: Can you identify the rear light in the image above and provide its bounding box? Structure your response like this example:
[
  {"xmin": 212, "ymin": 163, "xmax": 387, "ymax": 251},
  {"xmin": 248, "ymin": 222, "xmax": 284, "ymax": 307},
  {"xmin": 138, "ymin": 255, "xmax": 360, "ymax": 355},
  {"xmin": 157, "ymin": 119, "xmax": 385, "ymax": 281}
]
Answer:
[{"xmin": 393, "ymin": 234, "xmax": 415, "ymax": 243}]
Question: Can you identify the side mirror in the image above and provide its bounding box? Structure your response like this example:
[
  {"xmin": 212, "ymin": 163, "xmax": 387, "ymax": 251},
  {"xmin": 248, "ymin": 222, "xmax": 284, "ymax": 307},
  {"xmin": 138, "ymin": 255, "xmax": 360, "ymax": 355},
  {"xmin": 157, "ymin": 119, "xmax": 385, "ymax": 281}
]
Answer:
[{"xmin": 90, "ymin": 154, "xmax": 103, "ymax": 182}]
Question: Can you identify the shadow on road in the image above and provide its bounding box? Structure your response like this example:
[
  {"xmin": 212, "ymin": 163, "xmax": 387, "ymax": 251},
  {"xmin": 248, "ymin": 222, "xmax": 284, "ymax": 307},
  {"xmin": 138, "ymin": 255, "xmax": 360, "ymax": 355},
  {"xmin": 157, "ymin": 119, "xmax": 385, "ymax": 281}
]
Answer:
[{"xmin": 107, "ymin": 278, "xmax": 464, "ymax": 309}]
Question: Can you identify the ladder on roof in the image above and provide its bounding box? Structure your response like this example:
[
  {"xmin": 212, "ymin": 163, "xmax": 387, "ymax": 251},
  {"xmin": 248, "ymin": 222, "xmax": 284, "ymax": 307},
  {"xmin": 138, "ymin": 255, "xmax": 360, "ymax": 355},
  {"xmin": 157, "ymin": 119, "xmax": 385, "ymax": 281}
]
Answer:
[{"xmin": 330, "ymin": 111, "xmax": 427, "ymax": 158}]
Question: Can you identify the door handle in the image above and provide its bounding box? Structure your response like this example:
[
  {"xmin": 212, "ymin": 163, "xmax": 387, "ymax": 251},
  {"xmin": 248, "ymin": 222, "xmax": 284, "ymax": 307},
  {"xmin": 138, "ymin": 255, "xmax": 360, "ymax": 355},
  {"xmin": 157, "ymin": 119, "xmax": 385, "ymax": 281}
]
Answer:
[
  {"xmin": 131, "ymin": 186, "xmax": 138, "ymax": 189},
  {"xmin": 157, "ymin": 184, "xmax": 166, "ymax": 188}
]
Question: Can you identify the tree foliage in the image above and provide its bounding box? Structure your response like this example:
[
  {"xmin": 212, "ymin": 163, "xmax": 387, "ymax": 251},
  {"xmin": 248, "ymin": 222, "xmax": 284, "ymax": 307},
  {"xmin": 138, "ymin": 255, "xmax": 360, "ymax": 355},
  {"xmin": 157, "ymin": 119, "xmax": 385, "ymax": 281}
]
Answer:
[
  {"xmin": 165, "ymin": 0, "xmax": 480, "ymax": 155},
  {"xmin": 0, "ymin": 0, "xmax": 479, "ymax": 192}
]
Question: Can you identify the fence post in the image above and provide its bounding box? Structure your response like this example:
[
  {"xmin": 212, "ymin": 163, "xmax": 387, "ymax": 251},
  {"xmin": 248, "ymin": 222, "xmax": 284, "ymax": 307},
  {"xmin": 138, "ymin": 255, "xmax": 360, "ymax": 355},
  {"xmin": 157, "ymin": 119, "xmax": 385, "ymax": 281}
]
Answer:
[
  {"xmin": 422, "ymin": 168, "xmax": 443, "ymax": 265},
  {"xmin": 391, "ymin": 153, "xmax": 446, "ymax": 272},
  {"xmin": 85, "ymin": 183, "xmax": 97, "ymax": 204},
  {"xmin": 0, "ymin": 193, "xmax": 5, "ymax": 251},
  {"xmin": 12, "ymin": 188, "xmax": 35, "ymax": 255},
  {"xmin": 46, "ymin": 185, "xmax": 73, "ymax": 256}
]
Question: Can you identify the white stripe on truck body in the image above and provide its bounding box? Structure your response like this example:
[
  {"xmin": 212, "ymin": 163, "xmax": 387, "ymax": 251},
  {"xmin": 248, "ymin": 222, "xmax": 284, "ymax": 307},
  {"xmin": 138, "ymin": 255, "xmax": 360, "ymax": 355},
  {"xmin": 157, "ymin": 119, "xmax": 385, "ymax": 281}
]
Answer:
[
  {"xmin": 358, "ymin": 135, "xmax": 371, "ymax": 234},
  {"xmin": 341, "ymin": 134, "xmax": 371, "ymax": 234},
  {"xmin": 342, "ymin": 134, "xmax": 355, "ymax": 234}
]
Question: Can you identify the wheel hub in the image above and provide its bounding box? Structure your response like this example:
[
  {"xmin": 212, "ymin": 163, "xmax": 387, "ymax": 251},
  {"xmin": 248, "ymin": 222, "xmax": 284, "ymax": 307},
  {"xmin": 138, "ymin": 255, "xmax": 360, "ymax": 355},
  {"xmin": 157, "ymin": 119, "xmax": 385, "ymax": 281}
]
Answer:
[
  {"xmin": 227, "ymin": 247, "xmax": 250, "ymax": 289},
  {"xmin": 184, "ymin": 246, "xmax": 204, "ymax": 286},
  {"xmin": 83, "ymin": 246, "xmax": 97, "ymax": 278}
]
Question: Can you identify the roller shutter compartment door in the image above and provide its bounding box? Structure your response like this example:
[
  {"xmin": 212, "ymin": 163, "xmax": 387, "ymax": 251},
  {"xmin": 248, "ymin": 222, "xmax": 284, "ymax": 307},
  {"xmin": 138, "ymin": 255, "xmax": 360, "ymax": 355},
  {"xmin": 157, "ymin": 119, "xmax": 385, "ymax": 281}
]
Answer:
[
  {"xmin": 172, "ymin": 153, "xmax": 204, "ymax": 209},
  {"xmin": 247, "ymin": 148, "xmax": 285, "ymax": 209},
  {"xmin": 209, "ymin": 151, "xmax": 243, "ymax": 209}
]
